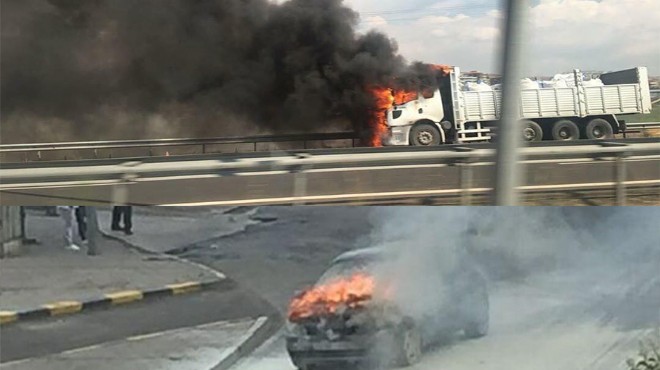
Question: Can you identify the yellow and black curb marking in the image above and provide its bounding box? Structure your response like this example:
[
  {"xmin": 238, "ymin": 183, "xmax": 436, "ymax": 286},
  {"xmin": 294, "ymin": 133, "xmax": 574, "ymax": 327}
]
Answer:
[{"xmin": 0, "ymin": 280, "xmax": 220, "ymax": 326}]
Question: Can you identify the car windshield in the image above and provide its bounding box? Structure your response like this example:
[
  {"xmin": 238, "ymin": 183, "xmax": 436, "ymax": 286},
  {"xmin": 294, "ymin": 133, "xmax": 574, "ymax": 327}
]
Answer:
[{"xmin": 316, "ymin": 258, "xmax": 376, "ymax": 285}]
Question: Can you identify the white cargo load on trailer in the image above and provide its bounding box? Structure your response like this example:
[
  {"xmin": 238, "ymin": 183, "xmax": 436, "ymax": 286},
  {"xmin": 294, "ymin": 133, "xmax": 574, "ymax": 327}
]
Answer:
[{"xmin": 384, "ymin": 66, "xmax": 652, "ymax": 145}]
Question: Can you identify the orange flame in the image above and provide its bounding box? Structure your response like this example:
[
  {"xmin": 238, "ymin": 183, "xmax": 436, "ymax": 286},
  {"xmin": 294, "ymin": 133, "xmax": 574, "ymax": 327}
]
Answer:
[
  {"xmin": 430, "ymin": 64, "xmax": 453, "ymax": 76},
  {"xmin": 288, "ymin": 273, "xmax": 376, "ymax": 322},
  {"xmin": 367, "ymin": 87, "xmax": 418, "ymax": 147},
  {"xmin": 366, "ymin": 64, "xmax": 451, "ymax": 147}
]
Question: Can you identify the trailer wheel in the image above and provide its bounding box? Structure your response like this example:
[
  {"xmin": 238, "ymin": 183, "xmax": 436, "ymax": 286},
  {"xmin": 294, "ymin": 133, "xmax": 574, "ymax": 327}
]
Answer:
[
  {"xmin": 584, "ymin": 118, "xmax": 614, "ymax": 140},
  {"xmin": 551, "ymin": 119, "xmax": 580, "ymax": 141},
  {"xmin": 521, "ymin": 120, "xmax": 543, "ymax": 142},
  {"xmin": 410, "ymin": 122, "xmax": 441, "ymax": 146}
]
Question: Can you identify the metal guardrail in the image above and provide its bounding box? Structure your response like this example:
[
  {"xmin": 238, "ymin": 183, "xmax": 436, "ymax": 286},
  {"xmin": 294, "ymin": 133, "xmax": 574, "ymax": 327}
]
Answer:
[
  {"xmin": 1, "ymin": 141, "xmax": 658, "ymax": 206},
  {"xmin": 625, "ymin": 122, "xmax": 660, "ymax": 129},
  {"xmin": 2, "ymin": 141, "xmax": 658, "ymax": 182},
  {"xmin": 0, "ymin": 132, "xmax": 360, "ymax": 158}
]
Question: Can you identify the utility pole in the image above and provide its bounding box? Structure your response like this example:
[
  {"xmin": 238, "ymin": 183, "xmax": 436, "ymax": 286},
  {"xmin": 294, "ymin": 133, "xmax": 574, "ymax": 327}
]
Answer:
[
  {"xmin": 494, "ymin": 0, "xmax": 528, "ymax": 205},
  {"xmin": 86, "ymin": 207, "xmax": 99, "ymax": 256}
]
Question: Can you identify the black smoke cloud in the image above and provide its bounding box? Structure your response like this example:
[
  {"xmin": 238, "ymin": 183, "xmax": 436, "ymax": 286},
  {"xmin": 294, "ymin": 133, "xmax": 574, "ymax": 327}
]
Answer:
[{"xmin": 1, "ymin": 0, "xmax": 437, "ymax": 143}]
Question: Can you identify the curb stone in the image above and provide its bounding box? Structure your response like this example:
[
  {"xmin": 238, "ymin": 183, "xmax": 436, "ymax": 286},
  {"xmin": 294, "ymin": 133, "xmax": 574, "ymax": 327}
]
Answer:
[
  {"xmin": 211, "ymin": 314, "xmax": 284, "ymax": 370},
  {"xmin": 0, "ymin": 279, "xmax": 222, "ymax": 326},
  {"xmin": 0, "ymin": 229, "xmax": 229, "ymax": 326},
  {"xmin": 100, "ymin": 229, "xmax": 227, "ymax": 280}
]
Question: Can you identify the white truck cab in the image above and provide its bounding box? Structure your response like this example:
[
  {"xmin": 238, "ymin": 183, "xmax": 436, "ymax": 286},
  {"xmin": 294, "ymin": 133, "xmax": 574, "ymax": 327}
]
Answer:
[{"xmin": 385, "ymin": 89, "xmax": 446, "ymax": 146}]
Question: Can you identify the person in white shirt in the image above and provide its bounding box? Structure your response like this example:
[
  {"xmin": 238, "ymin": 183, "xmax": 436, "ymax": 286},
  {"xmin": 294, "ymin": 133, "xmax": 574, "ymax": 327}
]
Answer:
[{"xmin": 56, "ymin": 206, "xmax": 80, "ymax": 251}]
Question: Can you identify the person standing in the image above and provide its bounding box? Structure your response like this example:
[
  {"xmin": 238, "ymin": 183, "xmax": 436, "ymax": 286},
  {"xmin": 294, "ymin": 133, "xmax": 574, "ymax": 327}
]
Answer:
[
  {"xmin": 57, "ymin": 206, "xmax": 80, "ymax": 251},
  {"xmin": 75, "ymin": 206, "xmax": 88, "ymax": 244},
  {"xmin": 111, "ymin": 206, "xmax": 133, "ymax": 235}
]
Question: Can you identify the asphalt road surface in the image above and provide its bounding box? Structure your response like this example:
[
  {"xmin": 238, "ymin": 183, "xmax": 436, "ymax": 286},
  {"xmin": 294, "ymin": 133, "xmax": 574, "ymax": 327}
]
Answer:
[
  {"xmin": 4, "ymin": 207, "xmax": 658, "ymax": 369},
  {"xmin": 234, "ymin": 265, "xmax": 660, "ymax": 370},
  {"xmin": 171, "ymin": 207, "xmax": 660, "ymax": 370},
  {"xmin": 0, "ymin": 280, "xmax": 277, "ymax": 364}
]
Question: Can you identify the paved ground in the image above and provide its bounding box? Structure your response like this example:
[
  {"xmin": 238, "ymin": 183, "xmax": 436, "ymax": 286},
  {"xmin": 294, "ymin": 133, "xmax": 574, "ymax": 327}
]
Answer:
[
  {"xmin": 174, "ymin": 206, "xmax": 373, "ymax": 312},
  {"xmin": 96, "ymin": 206, "xmax": 256, "ymax": 254},
  {"xmin": 0, "ymin": 207, "xmax": 278, "ymax": 369},
  {"xmin": 0, "ymin": 282, "xmax": 277, "ymax": 365},
  {"xmin": 2, "ymin": 318, "xmax": 264, "ymax": 370},
  {"xmin": 236, "ymin": 268, "xmax": 660, "ymax": 370},
  {"xmin": 162, "ymin": 207, "xmax": 660, "ymax": 370},
  {"xmin": 0, "ymin": 211, "xmax": 219, "ymax": 312},
  {"xmin": 5, "ymin": 207, "xmax": 658, "ymax": 369}
]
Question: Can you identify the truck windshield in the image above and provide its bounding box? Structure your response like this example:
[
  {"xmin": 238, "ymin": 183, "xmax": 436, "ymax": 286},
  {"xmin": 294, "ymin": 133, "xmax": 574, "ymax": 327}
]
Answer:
[{"xmin": 393, "ymin": 91, "xmax": 418, "ymax": 105}]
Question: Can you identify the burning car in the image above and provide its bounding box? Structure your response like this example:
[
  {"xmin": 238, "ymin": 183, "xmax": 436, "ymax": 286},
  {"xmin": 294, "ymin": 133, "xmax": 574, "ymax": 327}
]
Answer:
[{"xmin": 285, "ymin": 246, "xmax": 489, "ymax": 369}]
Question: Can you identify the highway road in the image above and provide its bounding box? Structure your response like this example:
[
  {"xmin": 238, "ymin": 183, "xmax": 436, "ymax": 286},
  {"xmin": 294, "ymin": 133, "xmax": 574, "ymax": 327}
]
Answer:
[
  {"xmin": 175, "ymin": 207, "xmax": 660, "ymax": 370},
  {"xmin": 1, "ymin": 147, "xmax": 659, "ymax": 206}
]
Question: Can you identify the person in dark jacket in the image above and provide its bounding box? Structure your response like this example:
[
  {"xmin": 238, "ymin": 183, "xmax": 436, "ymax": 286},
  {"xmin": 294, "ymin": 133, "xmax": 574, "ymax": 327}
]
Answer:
[
  {"xmin": 111, "ymin": 206, "xmax": 133, "ymax": 235},
  {"xmin": 75, "ymin": 206, "xmax": 88, "ymax": 244}
]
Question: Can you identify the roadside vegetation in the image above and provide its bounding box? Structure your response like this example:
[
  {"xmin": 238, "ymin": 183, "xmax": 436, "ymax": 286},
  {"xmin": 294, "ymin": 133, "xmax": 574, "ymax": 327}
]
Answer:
[
  {"xmin": 618, "ymin": 103, "xmax": 660, "ymax": 137},
  {"xmin": 619, "ymin": 107, "xmax": 660, "ymax": 123}
]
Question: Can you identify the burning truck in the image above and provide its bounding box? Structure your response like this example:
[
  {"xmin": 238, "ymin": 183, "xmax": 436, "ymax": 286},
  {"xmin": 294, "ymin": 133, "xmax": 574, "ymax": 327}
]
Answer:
[{"xmin": 285, "ymin": 246, "xmax": 489, "ymax": 369}]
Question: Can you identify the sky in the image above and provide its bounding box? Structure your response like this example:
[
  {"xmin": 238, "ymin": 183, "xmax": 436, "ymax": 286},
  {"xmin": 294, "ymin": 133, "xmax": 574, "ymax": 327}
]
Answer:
[{"xmin": 343, "ymin": 0, "xmax": 660, "ymax": 76}]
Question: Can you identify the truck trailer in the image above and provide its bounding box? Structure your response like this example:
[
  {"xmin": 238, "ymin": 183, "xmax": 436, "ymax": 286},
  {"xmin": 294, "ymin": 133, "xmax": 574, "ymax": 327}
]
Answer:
[{"xmin": 384, "ymin": 66, "xmax": 652, "ymax": 146}]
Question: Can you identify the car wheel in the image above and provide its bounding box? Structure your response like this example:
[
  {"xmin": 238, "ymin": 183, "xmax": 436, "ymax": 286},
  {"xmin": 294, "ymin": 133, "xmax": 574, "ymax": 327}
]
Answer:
[
  {"xmin": 395, "ymin": 320, "xmax": 423, "ymax": 367},
  {"xmin": 584, "ymin": 118, "xmax": 614, "ymax": 140},
  {"xmin": 410, "ymin": 122, "xmax": 441, "ymax": 146},
  {"xmin": 464, "ymin": 288, "xmax": 489, "ymax": 339}
]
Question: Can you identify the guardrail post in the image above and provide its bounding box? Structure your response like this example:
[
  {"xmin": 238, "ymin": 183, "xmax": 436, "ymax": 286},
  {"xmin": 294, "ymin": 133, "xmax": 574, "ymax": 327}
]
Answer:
[
  {"xmin": 292, "ymin": 154, "xmax": 311, "ymax": 205},
  {"xmin": 454, "ymin": 147, "xmax": 475, "ymax": 205},
  {"xmin": 460, "ymin": 158, "xmax": 474, "ymax": 205},
  {"xmin": 615, "ymin": 151, "xmax": 629, "ymax": 206},
  {"xmin": 202, "ymin": 144, "xmax": 206, "ymax": 154}
]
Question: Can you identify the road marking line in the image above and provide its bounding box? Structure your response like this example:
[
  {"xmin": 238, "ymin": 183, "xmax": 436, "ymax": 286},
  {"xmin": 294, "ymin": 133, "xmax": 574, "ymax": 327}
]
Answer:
[
  {"xmin": 559, "ymin": 156, "xmax": 660, "ymax": 165},
  {"xmin": 0, "ymin": 318, "xmax": 254, "ymax": 367},
  {"xmin": 0, "ymin": 311, "xmax": 17, "ymax": 324},
  {"xmin": 518, "ymin": 179, "xmax": 660, "ymax": 190},
  {"xmin": 105, "ymin": 290, "xmax": 144, "ymax": 305},
  {"xmin": 42, "ymin": 301, "xmax": 83, "ymax": 316},
  {"xmin": 163, "ymin": 180, "xmax": 660, "ymax": 206},
  {"xmin": 0, "ymin": 180, "xmax": 120, "ymax": 190},
  {"xmin": 167, "ymin": 281, "xmax": 201, "ymax": 295},
  {"xmin": 126, "ymin": 318, "xmax": 246, "ymax": 342},
  {"xmin": 60, "ymin": 344, "xmax": 103, "ymax": 355},
  {"xmin": 127, "ymin": 331, "xmax": 169, "ymax": 341}
]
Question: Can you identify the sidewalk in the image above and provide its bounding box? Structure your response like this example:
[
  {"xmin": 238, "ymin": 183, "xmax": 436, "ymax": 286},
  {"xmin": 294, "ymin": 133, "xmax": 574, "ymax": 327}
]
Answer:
[
  {"xmin": 1, "ymin": 317, "xmax": 271, "ymax": 370},
  {"xmin": 96, "ymin": 207, "xmax": 257, "ymax": 254},
  {"xmin": 0, "ymin": 211, "xmax": 221, "ymax": 314}
]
